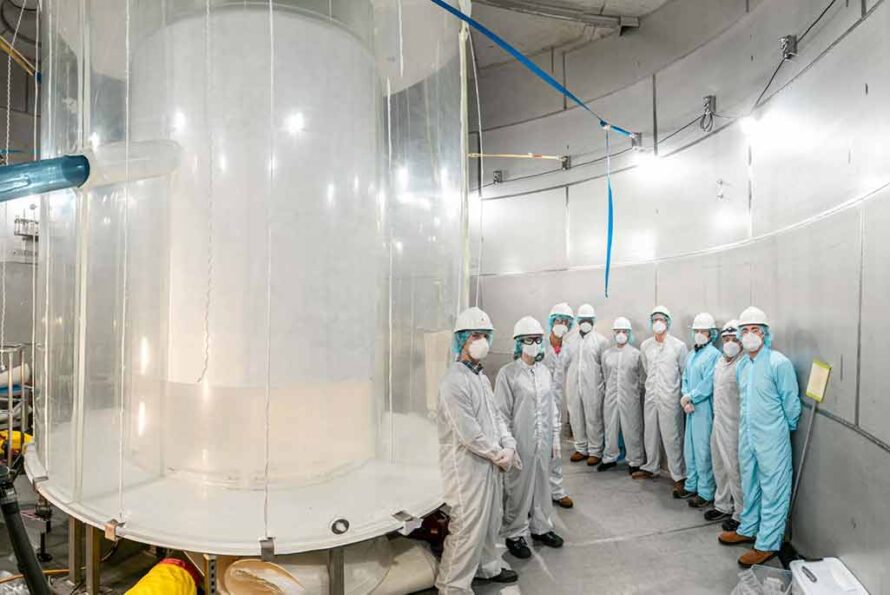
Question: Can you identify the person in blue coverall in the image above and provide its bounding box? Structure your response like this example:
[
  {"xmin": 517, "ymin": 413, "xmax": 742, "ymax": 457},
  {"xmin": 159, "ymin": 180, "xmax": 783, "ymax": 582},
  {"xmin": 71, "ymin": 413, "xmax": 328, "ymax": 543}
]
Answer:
[
  {"xmin": 718, "ymin": 306, "xmax": 801, "ymax": 569},
  {"xmin": 677, "ymin": 313, "xmax": 721, "ymax": 508}
]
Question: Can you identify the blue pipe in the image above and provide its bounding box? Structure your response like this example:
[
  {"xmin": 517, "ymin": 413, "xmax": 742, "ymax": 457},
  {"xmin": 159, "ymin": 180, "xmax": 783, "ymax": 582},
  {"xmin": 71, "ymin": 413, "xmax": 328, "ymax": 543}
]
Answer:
[{"xmin": 0, "ymin": 155, "xmax": 90, "ymax": 203}]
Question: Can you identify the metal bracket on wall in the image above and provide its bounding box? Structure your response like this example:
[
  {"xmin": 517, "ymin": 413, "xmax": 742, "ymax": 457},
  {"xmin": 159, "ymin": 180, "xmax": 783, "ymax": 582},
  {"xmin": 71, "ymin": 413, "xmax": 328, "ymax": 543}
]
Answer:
[
  {"xmin": 260, "ymin": 537, "xmax": 275, "ymax": 562},
  {"xmin": 781, "ymin": 34, "xmax": 798, "ymax": 60}
]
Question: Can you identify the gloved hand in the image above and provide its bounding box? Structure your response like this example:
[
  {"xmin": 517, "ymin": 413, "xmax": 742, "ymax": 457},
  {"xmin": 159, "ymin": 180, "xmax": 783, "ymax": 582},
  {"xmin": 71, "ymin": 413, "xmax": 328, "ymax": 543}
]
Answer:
[
  {"xmin": 494, "ymin": 448, "xmax": 516, "ymax": 471},
  {"xmin": 683, "ymin": 402, "xmax": 695, "ymax": 414}
]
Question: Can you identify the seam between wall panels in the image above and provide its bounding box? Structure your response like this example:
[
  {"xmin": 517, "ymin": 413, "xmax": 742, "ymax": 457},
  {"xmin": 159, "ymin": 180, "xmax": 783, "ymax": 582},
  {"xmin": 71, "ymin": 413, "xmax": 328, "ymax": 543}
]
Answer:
[
  {"xmin": 803, "ymin": 401, "xmax": 890, "ymax": 455},
  {"xmin": 477, "ymin": 178, "xmax": 890, "ymax": 276},
  {"xmin": 855, "ymin": 207, "xmax": 865, "ymax": 427}
]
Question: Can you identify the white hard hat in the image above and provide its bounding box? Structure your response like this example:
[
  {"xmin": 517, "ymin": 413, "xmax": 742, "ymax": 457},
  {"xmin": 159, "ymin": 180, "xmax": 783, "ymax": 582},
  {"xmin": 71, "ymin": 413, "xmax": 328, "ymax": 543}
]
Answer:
[
  {"xmin": 577, "ymin": 304, "xmax": 596, "ymax": 319},
  {"xmin": 691, "ymin": 312, "xmax": 717, "ymax": 330},
  {"xmin": 651, "ymin": 305, "xmax": 671, "ymax": 319},
  {"xmin": 513, "ymin": 316, "xmax": 544, "ymax": 339},
  {"xmin": 454, "ymin": 307, "xmax": 494, "ymax": 333},
  {"xmin": 738, "ymin": 306, "xmax": 769, "ymax": 327},
  {"xmin": 721, "ymin": 319, "xmax": 740, "ymax": 335},
  {"xmin": 613, "ymin": 316, "xmax": 632, "ymax": 331},
  {"xmin": 549, "ymin": 302, "xmax": 574, "ymax": 318}
]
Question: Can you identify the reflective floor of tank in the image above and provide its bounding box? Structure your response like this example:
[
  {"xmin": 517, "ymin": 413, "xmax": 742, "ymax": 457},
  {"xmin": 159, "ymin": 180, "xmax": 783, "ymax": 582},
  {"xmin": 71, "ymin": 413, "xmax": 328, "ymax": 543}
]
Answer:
[{"xmin": 423, "ymin": 437, "xmax": 787, "ymax": 595}]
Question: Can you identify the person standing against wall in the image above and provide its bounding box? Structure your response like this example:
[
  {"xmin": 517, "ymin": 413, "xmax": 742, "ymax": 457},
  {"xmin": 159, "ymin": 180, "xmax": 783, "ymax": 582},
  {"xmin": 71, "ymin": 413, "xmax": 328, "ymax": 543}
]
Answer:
[
  {"xmin": 542, "ymin": 303, "xmax": 575, "ymax": 509},
  {"xmin": 436, "ymin": 307, "xmax": 520, "ymax": 593},
  {"xmin": 705, "ymin": 320, "xmax": 744, "ymax": 531},
  {"xmin": 495, "ymin": 316, "xmax": 565, "ymax": 560},
  {"xmin": 718, "ymin": 307, "xmax": 801, "ymax": 568},
  {"xmin": 677, "ymin": 313, "xmax": 721, "ymax": 508},
  {"xmin": 564, "ymin": 303, "xmax": 609, "ymax": 468},
  {"xmin": 600, "ymin": 317, "xmax": 646, "ymax": 474},
  {"xmin": 633, "ymin": 306, "xmax": 689, "ymax": 499}
]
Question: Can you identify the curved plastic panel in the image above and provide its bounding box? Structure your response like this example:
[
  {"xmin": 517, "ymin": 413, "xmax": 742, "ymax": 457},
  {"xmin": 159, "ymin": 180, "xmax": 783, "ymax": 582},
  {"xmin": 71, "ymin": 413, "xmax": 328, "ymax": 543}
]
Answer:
[{"xmin": 30, "ymin": 0, "xmax": 464, "ymax": 555}]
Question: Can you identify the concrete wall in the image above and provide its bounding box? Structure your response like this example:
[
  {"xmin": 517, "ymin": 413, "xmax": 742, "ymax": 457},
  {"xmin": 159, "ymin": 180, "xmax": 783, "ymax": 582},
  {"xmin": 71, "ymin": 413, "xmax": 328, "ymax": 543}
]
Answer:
[{"xmin": 472, "ymin": 0, "xmax": 890, "ymax": 591}]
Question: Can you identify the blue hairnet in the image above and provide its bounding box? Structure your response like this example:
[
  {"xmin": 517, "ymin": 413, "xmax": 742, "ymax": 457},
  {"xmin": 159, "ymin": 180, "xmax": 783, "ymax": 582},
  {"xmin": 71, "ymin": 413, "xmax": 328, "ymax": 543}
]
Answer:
[
  {"xmin": 736, "ymin": 325, "xmax": 773, "ymax": 348},
  {"xmin": 452, "ymin": 330, "xmax": 494, "ymax": 356},
  {"xmin": 548, "ymin": 314, "xmax": 574, "ymax": 334}
]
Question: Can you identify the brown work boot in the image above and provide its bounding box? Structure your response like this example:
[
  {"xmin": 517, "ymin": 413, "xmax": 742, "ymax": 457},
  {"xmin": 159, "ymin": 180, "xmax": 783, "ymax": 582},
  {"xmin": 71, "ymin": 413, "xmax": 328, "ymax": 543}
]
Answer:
[
  {"xmin": 552, "ymin": 496, "xmax": 574, "ymax": 509},
  {"xmin": 672, "ymin": 481, "xmax": 694, "ymax": 499},
  {"xmin": 570, "ymin": 451, "xmax": 587, "ymax": 463},
  {"xmin": 586, "ymin": 455, "xmax": 601, "ymax": 466},
  {"xmin": 631, "ymin": 470, "xmax": 655, "ymax": 480},
  {"xmin": 738, "ymin": 549, "xmax": 777, "ymax": 568},
  {"xmin": 718, "ymin": 531, "xmax": 756, "ymax": 546}
]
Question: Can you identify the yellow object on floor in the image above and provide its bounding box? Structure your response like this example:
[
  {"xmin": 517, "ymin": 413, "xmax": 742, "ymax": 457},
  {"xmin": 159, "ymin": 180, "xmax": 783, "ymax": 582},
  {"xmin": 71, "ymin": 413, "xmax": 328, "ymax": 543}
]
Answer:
[
  {"xmin": 0, "ymin": 431, "xmax": 31, "ymax": 457},
  {"xmin": 126, "ymin": 559, "xmax": 199, "ymax": 595}
]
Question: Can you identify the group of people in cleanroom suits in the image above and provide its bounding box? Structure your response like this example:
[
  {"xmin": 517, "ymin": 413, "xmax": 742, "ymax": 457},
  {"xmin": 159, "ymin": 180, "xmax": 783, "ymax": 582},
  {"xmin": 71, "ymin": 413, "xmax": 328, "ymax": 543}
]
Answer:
[{"xmin": 433, "ymin": 302, "xmax": 801, "ymax": 594}]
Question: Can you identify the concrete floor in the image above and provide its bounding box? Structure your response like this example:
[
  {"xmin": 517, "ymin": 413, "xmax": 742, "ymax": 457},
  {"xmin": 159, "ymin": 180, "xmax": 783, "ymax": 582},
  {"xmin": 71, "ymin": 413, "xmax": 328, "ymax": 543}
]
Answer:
[
  {"xmin": 0, "ymin": 447, "xmax": 787, "ymax": 594},
  {"xmin": 460, "ymin": 445, "xmax": 786, "ymax": 595}
]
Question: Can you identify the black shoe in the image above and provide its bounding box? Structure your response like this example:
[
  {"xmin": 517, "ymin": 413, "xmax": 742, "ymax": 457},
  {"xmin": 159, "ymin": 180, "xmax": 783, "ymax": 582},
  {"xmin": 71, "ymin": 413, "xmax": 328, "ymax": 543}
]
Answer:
[
  {"xmin": 505, "ymin": 537, "xmax": 531, "ymax": 559},
  {"xmin": 596, "ymin": 461, "xmax": 617, "ymax": 472},
  {"xmin": 531, "ymin": 531, "xmax": 564, "ymax": 548},
  {"xmin": 489, "ymin": 569, "xmax": 519, "ymax": 584},
  {"xmin": 705, "ymin": 509, "xmax": 732, "ymax": 522},
  {"xmin": 687, "ymin": 495, "xmax": 713, "ymax": 509},
  {"xmin": 628, "ymin": 466, "xmax": 641, "ymax": 475},
  {"xmin": 722, "ymin": 518, "xmax": 740, "ymax": 532}
]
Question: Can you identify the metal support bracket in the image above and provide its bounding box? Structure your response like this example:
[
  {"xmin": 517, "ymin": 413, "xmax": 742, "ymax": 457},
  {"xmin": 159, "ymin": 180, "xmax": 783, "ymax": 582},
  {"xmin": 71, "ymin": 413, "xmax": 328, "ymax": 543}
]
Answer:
[
  {"xmin": 203, "ymin": 554, "xmax": 218, "ymax": 595},
  {"xmin": 260, "ymin": 537, "xmax": 275, "ymax": 562},
  {"xmin": 104, "ymin": 519, "xmax": 123, "ymax": 542},
  {"xmin": 327, "ymin": 547, "xmax": 345, "ymax": 595},
  {"xmin": 781, "ymin": 34, "xmax": 798, "ymax": 60}
]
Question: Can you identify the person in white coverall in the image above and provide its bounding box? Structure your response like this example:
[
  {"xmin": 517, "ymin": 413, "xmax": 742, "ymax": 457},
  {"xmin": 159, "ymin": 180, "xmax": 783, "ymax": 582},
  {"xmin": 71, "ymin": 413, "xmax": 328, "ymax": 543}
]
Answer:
[
  {"xmin": 633, "ymin": 305, "xmax": 690, "ymax": 499},
  {"xmin": 704, "ymin": 320, "xmax": 745, "ymax": 532},
  {"xmin": 564, "ymin": 303, "xmax": 609, "ymax": 467},
  {"xmin": 495, "ymin": 316, "xmax": 565, "ymax": 560},
  {"xmin": 542, "ymin": 302, "xmax": 574, "ymax": 509},
  {"xmin": 600, "ymin": 316, "xmax": 646, "ymax": 474},
  {"xmin": 435, "ymin": 307, "xmax": 519, "ymax": 594}
]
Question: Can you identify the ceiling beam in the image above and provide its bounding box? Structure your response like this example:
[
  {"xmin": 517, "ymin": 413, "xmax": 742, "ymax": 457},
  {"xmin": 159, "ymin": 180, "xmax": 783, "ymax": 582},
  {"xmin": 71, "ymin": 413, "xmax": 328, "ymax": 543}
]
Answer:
[{"xmin": 473, "ymin": 0, "xmax": 640, "ymax": 29}]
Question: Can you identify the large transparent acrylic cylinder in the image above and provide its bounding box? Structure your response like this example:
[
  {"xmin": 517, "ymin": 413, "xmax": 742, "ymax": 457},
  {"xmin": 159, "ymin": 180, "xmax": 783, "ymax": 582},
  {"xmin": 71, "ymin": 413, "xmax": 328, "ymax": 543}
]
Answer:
[{"xmin": 27, "ymin": 0, "xmax": 466, "ymax": 555}]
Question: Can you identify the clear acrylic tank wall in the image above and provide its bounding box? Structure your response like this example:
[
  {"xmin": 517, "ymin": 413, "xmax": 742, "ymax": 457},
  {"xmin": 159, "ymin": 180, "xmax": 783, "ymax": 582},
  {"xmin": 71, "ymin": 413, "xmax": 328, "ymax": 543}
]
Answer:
[{"xmin": 26, "ymin": 0, "xmax": 467, "ymax": 554}]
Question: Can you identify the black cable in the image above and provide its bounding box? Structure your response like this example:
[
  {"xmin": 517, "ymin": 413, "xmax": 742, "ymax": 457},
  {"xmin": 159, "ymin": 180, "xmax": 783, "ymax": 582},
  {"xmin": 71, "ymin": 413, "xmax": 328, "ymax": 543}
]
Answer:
[
  {"xmin": 798, "ymin": 0, "xmax": 839, "ymax": 43},
  {"xmin": 0, "ymin": 466, "xmax": 51, "ymax": 594},
  {"xmin": 658, "ymin": 116, "xmax": 700, "ymax": 145},
  {"xmin": 752, "ymin": 59, "xmax": 785, "ymax": 110}
]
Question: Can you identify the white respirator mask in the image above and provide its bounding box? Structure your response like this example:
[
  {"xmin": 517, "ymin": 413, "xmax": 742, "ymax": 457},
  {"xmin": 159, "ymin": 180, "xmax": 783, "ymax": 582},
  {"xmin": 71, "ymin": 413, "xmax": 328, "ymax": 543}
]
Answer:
[
  {"xmin": 723, "ymin": 341, "xmax": 741, "ymax": 358},
  {"xmin": 741, "ymin": 333, "xmax": 763, "ymax": 353},
  {"xmin": 615, "ymin": 333, "xmax": 628, "ymax": 345},
  {"xmin": 552, "ymin": 324, "xmax": 568, "ymax": 339},
  {"xmin": 652, "ymin": 320, "xmax": 668, "ymax": 334},
  {"xmin": 579, "ymin": 321, "xmax": 593, "ymax": 334},
  {"xmin": 694, "ymin": 331, "xmax": 710, "ymax": 346},
  {"xmin": 468, "ymin": 338, "xmax": 490, "ymax": 361},
  {"xmin": 522, "ymin": 343, "xmax": 541, "ymax": 359}
]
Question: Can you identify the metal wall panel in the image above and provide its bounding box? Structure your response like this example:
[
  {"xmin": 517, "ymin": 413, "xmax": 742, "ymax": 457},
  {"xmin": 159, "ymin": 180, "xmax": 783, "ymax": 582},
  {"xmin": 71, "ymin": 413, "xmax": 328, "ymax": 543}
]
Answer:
[
  {"xmin": 477, "ymin": 49, "xmax": 565, "ymax": 130},
  {"xmin": 751, "ymin": 1, "xmax": 890, "ymax": 235},
  {"xmin": 567, "ymin": 124, "xmax": 749, "ymax": 267},
  {"xmin": 479, "ymin": 188, "xmax": 567, "ymax": 275},
  {"xmin": 752, "ymin": 209, "xmax": 861, "ymax": 423},
  {"xmin": 480, "ymin": 77, "xmax": 653, "ymax": 183},
  {"xmin": 792, "ymin": 407, "xmax": 890, "ymax": 592},
  {"xmin": 656, "ymin": 0, "xmax": 858, "ymax": 139},
  {"xmin": 564, "ymin": 0, "xmax": 745, "ymax": 104},
  {"xmin": 655, "ymin": 244, "xmax": 754, "ymax": 333},
  {"xmin": 859, "ymin": 187, "xmax": 890, "ymax": 444}
]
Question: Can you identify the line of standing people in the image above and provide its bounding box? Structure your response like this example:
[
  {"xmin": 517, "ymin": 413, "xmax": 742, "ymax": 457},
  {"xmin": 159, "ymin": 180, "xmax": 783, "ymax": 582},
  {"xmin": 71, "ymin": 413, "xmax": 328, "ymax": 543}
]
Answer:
[{"xmin": 434, "ymin": 303, "xmax": 802, "ymax": 594}]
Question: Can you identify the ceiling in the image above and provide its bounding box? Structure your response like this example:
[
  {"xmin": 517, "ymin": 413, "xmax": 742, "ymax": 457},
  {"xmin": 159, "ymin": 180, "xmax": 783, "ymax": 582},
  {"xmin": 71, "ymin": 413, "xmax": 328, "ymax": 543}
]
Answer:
[{"xmin": 471, "ymin": 0, "xmax": 670, "ymax": 68}]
